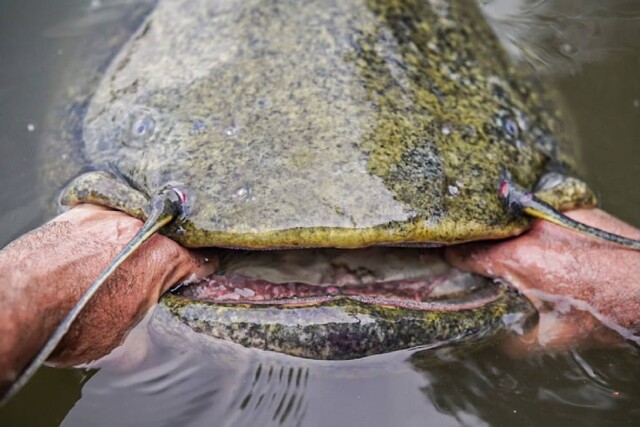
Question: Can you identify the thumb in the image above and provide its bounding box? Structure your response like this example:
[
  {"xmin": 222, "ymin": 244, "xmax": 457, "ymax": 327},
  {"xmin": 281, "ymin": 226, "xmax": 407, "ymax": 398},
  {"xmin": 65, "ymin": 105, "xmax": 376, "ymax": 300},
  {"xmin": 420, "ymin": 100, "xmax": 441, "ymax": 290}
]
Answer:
[{"xmin": 155, "ymin": 244, "xmax": 218, "ymax": 295}]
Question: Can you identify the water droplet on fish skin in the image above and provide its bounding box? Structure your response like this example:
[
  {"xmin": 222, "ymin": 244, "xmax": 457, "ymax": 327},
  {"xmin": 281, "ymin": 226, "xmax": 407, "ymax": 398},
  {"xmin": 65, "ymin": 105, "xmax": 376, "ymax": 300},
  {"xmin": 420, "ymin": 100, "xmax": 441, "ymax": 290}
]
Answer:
[
  {"xmin": 515, "ymin": 110, "xmax": 528, "ymax": 132},
  {"xmin": 233, "ymin": 185, "xmax": 252, "ymax": 201},
  {"xmin": 535, "ymin": 172, "xmax": 567, "ymax": 192},
  {"xmin": 175, "ymin": 226, "xmax": 186, "ymax": 236},
  {"xmin": 441, "ymin": 126, "xmax": 452, "ymax": 136},
  {"xmin": 448, "ymin": 185, "xmax": 460, "ymax": 196},
  {"xmin": 26, "ymin": 123, "xmax": 35, "ymax": 132},
  {"xmin": 224, "ymin": 124, "xmax": 238, "ymax": 137}
]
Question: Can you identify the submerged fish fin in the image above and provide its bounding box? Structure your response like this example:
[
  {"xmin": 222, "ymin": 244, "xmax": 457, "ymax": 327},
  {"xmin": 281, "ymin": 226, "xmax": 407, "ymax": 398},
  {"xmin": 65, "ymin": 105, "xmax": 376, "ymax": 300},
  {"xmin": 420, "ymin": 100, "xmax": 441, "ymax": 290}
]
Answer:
[
  {"xmin": 60, "ymin": 171, "xmax": 149, "ymax": 221},
  {"xmin": 0, "ymin": 186, "xmax": 183, "ymax": 405},
  {"xmin": 498, "ymin": 170, "xmax": 640, "ymax": 250}
]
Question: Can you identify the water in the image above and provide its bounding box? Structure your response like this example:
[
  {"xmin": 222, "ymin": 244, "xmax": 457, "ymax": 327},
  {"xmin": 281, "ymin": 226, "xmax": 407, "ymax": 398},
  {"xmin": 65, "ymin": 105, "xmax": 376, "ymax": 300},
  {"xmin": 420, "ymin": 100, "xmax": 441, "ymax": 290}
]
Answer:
[{"xmin": 1, "ymin": 0, "xmax": 640, "ymax": 425}]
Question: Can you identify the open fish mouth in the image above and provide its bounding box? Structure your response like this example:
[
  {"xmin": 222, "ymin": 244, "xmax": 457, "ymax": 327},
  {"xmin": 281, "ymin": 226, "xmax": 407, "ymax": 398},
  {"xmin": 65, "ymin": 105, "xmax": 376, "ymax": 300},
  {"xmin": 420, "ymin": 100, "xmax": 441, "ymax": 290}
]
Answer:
[
  {"xmin": 163, "ymin": 248, "xmax": 536, "ymax": 359},
  {"xmin": 176, "ymin": 273, "xmax": 500, "ymax": 311},
  {"xmin": 175, "ymin": 249, "xmax": 497, "ymax": 310}
]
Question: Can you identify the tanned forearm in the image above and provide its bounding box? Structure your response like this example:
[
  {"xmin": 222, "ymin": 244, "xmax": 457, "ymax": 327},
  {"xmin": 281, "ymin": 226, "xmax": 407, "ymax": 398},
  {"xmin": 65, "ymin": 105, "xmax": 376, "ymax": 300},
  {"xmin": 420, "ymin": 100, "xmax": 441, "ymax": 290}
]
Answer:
[
  {"xmin": 447, "ymin": 208, "xmax": 640, "ymax": 350},
  {"xmin": 0, "ymin": 204, "xmax": 209, "ymax": 393}
]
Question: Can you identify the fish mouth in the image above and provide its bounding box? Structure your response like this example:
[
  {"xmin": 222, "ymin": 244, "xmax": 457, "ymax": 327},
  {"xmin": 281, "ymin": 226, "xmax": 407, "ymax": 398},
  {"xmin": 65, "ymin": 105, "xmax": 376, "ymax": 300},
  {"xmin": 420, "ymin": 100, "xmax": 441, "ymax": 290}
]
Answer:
[
  {"xmin": 164, "ymin": 248, "xmax": 536, "ymax": 359},
  {"xmin": 175, "ymin": 248, "xmax": 495, "ymax": 310}
]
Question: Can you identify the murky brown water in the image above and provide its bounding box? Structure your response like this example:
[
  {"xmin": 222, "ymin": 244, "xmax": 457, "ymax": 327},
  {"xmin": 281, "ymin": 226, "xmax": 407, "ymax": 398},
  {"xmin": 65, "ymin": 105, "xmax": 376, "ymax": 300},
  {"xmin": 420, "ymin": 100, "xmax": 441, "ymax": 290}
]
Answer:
[{"xmin": 1, "ymin": 0, "xmax": 639, "ymax": 426}]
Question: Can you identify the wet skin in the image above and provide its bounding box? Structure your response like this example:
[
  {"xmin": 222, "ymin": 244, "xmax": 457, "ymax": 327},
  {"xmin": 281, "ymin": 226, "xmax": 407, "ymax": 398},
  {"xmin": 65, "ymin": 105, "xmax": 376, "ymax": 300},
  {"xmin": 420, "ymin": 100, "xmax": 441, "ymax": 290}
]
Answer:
[
  {"xmin": 0, "ymin": 205, "xmax": 214, "ymax": 394},
  {"xmin": 447, "ymin": 208, "xmax": 640, "ymax": 350}
]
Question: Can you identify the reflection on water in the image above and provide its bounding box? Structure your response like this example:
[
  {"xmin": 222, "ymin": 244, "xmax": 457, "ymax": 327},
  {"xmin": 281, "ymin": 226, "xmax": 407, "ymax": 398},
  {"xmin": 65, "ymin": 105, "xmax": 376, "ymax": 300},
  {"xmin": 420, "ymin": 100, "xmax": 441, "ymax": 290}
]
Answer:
[
  {"xmin": 25, "ymin": 308, "xmax": 640, "ymax": 427},
  {"xmin": 413, "ymin": 345, "xmax": 640, "ymax": 426},
  {"xmin": 1, "ymin": 0, "xmax": 640, "ymax": 426},
  {"xmin": 63, "ymin": 312, "xmax": 314, "ymax": 427},
  {"xmin": 59, "ymin": 309, "xmax": 472, "ymax": 427}
]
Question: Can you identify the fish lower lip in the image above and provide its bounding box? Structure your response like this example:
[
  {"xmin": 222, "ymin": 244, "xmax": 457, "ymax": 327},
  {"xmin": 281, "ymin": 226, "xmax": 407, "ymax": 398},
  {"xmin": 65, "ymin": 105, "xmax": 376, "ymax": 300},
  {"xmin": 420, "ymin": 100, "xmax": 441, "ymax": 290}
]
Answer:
[{"xmin": 162, "ymin": 248, "xmax": 537, "ymax": 360}]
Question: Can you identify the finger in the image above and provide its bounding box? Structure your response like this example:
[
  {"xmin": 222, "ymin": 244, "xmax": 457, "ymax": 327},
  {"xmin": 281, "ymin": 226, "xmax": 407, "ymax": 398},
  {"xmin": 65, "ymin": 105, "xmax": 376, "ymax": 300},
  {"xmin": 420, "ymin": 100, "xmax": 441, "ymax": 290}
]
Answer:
[{"xmin": 152, "ymin": 241, "xmax": 219, "ymax": 295}]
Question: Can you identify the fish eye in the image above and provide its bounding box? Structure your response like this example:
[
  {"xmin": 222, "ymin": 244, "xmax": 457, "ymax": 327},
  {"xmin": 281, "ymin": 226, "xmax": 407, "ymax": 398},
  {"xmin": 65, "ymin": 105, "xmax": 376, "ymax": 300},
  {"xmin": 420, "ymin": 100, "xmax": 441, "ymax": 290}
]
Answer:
[
  {"xmin": 503, "ymin": 118, "xmax": 519, "ymax": 139},
  {"xmin": 495, "ymin": 111, "xmax": 520, "ymax": 142},
  {"xmin": 131, "ymin": 116, "xmax": 155, "ymax": 140},
  {"xmin": 125, "ymin": 110, "xmax": 157, "ymax": 148}
]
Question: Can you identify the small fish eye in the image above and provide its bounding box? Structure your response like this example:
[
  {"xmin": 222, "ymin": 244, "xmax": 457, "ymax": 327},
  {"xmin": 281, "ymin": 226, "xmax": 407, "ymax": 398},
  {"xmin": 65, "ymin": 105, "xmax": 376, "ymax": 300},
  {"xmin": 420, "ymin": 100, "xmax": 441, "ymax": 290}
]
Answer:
[
  {"xmin": 503, "ymin": 118, "xmax": 519, "ymax": 139},
  {"xmin": 131, "ymin": 116, "xmax": 155, "ymax": 140}
]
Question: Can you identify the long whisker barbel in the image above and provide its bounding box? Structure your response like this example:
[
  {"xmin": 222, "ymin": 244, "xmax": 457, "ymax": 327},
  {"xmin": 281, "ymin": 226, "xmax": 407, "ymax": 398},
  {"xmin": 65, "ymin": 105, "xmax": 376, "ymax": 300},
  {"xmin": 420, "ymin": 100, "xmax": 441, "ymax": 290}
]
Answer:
[{"xmin": 498, "ymin": 170, "xmax": 640, "ymax": 250}]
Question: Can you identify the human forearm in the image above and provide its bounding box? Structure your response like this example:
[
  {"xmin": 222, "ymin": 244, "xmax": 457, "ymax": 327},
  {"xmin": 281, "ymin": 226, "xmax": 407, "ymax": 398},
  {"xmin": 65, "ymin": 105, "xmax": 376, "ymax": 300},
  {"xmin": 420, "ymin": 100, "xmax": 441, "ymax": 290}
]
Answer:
[
  {"xmin": 0, "ymin": 204, "xmax": 207, "ymax": 392},
  {"xmin": 447, "ymin": 208, "xmax": 640, "ymax": 348}
]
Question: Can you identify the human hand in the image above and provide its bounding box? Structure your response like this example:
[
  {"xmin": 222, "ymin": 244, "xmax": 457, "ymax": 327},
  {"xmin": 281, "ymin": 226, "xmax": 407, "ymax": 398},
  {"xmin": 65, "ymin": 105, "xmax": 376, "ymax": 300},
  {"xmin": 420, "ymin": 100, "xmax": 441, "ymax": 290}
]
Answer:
[
  {"xmin": 0, "ymin": 204, "xmax": 215, "ymax": 390},
  {"xmin": 446, "ymin": 209, "xmax": 640, "ymax": 351}
]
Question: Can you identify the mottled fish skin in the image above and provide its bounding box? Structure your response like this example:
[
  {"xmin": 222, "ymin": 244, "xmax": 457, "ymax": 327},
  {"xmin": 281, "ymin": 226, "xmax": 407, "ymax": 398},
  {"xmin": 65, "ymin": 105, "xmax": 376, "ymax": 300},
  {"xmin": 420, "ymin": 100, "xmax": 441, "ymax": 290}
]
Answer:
[{"xmin": 73, "ymin": 0, "xmax": 593, "ymax": 249}]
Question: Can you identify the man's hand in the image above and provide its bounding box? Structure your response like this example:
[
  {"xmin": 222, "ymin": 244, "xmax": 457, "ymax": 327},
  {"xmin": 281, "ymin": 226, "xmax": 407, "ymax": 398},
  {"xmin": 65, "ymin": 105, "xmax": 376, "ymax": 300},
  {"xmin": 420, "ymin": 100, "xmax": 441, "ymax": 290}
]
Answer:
[
  {"xmin": 0, "ymin": 204, "xmax": 213, "ymax": 392},
  {"xmin": 446, "ymin": 209, "xmax": 640, "ymax": 351}
]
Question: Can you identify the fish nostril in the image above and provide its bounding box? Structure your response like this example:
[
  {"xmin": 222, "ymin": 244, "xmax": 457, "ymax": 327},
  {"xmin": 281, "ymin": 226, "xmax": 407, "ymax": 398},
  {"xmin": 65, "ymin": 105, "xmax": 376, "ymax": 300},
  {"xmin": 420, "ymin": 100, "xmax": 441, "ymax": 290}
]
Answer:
[
  {"xmin": 172, "ymin": 187, "xmax": 188, "ymax": 206},
  {"xmin": 163, "ymin": 183, "xmax": 192, "ymax": 218}
]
